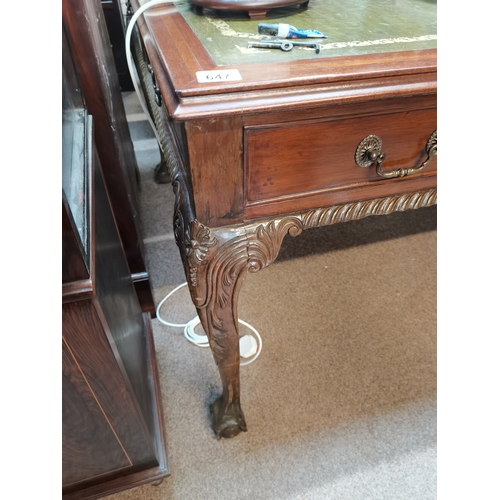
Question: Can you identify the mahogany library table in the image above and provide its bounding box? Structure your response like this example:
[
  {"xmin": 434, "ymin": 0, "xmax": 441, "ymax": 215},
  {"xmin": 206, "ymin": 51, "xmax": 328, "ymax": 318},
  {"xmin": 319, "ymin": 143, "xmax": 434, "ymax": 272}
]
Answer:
[{"xmin": 130, "ymin": 0, "xmax": 437, "ymax": 439}]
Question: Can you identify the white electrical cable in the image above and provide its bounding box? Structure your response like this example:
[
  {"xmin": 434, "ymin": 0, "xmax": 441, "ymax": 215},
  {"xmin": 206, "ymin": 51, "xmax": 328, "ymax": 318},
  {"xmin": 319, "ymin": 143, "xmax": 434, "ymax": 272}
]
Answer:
[{"xmin": 156, "ymin": 283, "xmax": 263, "ymax": 366}]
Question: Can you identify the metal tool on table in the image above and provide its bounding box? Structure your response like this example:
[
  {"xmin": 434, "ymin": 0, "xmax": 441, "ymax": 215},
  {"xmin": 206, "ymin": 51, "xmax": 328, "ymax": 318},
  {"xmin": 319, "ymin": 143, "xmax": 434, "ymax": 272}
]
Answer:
[{"xmin": 247, "ymin": 40, "xmax": 321, "ymax": 53}]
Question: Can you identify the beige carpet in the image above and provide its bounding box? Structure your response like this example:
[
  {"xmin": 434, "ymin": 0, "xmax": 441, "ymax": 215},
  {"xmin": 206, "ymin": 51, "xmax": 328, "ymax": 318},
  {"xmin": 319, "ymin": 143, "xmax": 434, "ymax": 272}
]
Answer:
[{"xmin": 108, "ymin": 92, "xmax": 437, "ymax": 500}]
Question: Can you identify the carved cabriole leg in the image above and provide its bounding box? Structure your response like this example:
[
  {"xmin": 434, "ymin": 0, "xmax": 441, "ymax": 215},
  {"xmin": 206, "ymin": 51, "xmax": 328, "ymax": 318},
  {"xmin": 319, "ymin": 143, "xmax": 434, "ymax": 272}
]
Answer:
[
  {"xmin": 133, "ymin": 33, "xmax": 248, "ymax": 436},
  {"xmin": 188, "ymin": 223, "xmax": 249, "ymax": 439},
  {"xmin": 174, "ymin": 217, "xmax": 304, "ymax": 438}
]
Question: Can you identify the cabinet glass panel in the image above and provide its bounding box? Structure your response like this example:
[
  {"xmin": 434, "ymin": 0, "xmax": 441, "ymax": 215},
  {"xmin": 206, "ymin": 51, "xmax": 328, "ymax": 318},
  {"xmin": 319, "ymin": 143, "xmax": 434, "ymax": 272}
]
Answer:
[{"xmin": 62, "ymin": 28, "xmax": 89, "ymax": 260}]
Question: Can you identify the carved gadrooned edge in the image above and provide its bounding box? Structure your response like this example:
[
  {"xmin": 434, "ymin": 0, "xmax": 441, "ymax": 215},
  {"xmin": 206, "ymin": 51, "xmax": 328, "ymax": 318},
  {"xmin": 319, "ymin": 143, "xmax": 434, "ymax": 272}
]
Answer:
[
  {"xmin": 301, "ymin": 189, "xmax": 437, "ymax": 229},
  {"xmin": 194, "ymin": 188, "xmax": 438, "ymax": 299},
  {"xmin": 132, "ymin": 31, "xmax": 185, "ymax": 186}
]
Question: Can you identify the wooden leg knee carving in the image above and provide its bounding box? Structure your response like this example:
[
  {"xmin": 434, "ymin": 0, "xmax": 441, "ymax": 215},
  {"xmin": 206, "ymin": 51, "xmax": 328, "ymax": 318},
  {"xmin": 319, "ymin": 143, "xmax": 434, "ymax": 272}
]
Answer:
[{"xmin": 174, "ymin": 214, "xmax": 304, "ymax": 438}]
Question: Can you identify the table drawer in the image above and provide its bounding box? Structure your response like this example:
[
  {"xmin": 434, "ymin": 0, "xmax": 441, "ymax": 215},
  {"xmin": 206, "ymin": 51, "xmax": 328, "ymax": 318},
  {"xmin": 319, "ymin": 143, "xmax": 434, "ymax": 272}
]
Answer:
[{"xmin": 245, "ymin": 108, "xmax": 437, "ymax": 210}]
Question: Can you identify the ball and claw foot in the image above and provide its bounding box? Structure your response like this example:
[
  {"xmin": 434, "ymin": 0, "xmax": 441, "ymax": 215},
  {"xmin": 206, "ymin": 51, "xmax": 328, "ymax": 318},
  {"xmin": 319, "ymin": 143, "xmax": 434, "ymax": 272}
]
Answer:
[{"xmin": 210, "ymin": 396, "xmax": 247, "ymax": 439}]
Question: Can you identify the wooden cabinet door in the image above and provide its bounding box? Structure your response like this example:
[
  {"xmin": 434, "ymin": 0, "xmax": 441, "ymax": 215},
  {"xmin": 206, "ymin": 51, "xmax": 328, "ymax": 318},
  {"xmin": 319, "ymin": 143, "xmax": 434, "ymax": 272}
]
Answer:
[{"xmin": 62, "ymin": 335, "xmax": 132, "ymax": 486}]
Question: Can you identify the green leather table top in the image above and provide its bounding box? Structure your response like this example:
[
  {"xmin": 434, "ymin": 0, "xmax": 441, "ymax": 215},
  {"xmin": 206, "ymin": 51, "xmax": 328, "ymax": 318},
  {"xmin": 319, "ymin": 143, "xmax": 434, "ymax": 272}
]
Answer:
[{"xmin": 176, "ymin": 0, "xmax": 437, "ymax": 65}]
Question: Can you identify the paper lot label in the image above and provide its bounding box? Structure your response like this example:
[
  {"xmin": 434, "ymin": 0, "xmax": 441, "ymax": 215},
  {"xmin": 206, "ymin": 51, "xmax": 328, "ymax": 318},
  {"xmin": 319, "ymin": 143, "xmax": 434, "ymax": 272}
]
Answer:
[{"xmin": 196, "ymin": 69, "xmax": 242, "ymax": 83}]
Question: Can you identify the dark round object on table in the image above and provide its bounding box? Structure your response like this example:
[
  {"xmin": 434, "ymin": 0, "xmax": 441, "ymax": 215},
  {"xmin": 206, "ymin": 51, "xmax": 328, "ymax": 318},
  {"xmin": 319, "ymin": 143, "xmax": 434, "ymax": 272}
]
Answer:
[{"xmin": 189, "ymin": 0, "xmax": 309, "ymax": 18}]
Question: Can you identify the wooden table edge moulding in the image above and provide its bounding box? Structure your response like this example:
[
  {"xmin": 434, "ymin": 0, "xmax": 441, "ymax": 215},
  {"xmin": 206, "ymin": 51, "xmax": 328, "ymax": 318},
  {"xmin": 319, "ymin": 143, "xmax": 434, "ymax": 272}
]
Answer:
[{"xmin": 128, "ymin": 0, "xmax": 437, "ymax": 439}]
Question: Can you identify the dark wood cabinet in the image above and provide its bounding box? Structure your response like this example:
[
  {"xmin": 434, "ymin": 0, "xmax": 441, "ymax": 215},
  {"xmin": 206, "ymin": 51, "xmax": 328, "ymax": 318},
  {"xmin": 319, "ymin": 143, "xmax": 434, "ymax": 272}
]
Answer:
[
  {"xmin": 63, "ymin": 0, "xmax": 154, "ymax": 315},
  {"xmin": 62, "ymin": 26, "xmax": 168, "ymax": 499}
]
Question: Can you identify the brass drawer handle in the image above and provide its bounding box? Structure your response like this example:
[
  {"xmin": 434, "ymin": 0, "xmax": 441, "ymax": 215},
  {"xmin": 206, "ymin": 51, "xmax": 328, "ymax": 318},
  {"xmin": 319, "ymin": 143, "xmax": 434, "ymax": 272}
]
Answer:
[{"xmin": 355, "ymin": 130, "xmax": 437, "ymax": 178}]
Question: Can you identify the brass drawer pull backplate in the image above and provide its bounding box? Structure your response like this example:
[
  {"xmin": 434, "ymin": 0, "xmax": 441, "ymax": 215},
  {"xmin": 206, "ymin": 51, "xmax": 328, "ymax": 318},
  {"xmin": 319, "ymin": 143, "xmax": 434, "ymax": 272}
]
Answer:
[{"xmin": 355, "ymin": 131, "xmax": 437, "ymax": 178}]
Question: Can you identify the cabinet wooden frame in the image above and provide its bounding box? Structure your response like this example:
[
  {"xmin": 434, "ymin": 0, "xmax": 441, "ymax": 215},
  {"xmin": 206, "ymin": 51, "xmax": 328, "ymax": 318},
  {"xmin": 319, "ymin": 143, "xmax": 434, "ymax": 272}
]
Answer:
[{"xmin": 62, "ymin": 110, "xmax": 169, "ymax": 497}]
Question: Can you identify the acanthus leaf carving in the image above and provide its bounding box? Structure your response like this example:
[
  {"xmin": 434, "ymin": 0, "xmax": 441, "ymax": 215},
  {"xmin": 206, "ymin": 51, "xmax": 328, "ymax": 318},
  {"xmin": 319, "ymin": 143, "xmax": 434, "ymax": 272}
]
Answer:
[{"xmin": 185, "ymin": 220, "xmax": 218, "ymax": 287}]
